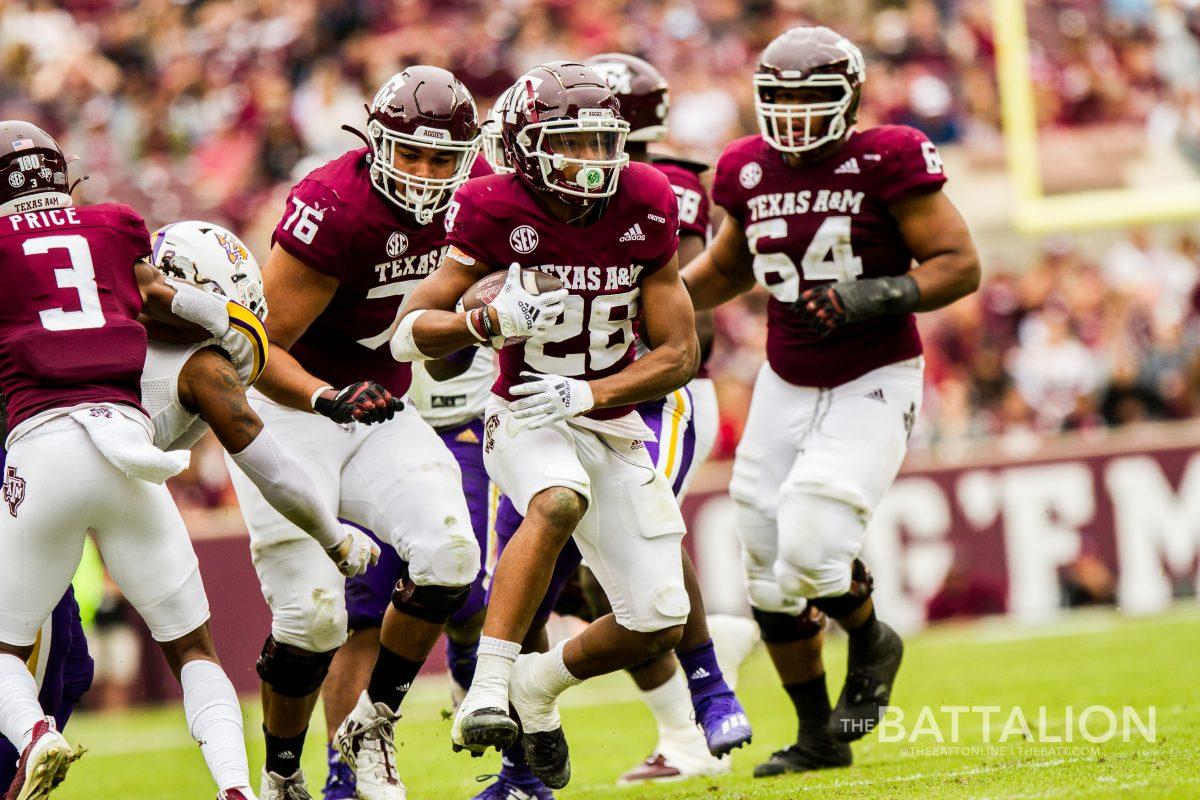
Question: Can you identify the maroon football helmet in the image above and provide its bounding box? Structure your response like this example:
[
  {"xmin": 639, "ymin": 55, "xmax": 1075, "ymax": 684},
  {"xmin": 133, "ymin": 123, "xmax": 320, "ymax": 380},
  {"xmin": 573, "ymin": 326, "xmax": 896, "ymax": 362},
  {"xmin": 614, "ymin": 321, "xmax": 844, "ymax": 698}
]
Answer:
[
  {"xmin": 584, "ymin": 53, "xmax": 669, "ymax": 142},
  {"xmin": 501, "ymin": 61, "xmax": 630, "ymax": 205},
  {"xmin": 0, "ymin": 120, "xmax": 71, "ymax": 215},
  {"xmin": 482, "ymin": 85, "xmax": 516, "ymax": 174},
  {"xmin": 754, "ymin": 26, "xmax": 866, "ymax": 155},
  {"xmin": 365, "ymin": 66, "xmax": 481, "ymax": 223}
]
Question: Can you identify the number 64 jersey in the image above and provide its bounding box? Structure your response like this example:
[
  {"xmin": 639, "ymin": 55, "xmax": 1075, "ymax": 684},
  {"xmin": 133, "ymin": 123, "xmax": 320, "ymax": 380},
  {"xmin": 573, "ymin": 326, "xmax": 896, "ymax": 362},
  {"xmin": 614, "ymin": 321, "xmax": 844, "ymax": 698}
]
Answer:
[{"xmin": 712, "ymin": 125, "xmax": 946, "ymax": 387}]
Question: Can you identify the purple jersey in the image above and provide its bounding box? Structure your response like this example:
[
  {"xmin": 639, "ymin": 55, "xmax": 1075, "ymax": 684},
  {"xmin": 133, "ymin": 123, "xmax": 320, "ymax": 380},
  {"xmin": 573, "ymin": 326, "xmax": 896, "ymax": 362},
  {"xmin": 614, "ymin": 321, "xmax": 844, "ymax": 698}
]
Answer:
[
  {"xmin": 446, "ymin": 162, "xmax": 680, "ymax": 420},
  {"xmin": 712, "ymin": 126, "xmax": 946, "ymax": 387},
  {"xmin": 273, "ymin": 149, "xmax": 493, "ymax": 397},
  {"xmin": 0, "ymin": 203, "xmax": 149, "ymax": 431}
]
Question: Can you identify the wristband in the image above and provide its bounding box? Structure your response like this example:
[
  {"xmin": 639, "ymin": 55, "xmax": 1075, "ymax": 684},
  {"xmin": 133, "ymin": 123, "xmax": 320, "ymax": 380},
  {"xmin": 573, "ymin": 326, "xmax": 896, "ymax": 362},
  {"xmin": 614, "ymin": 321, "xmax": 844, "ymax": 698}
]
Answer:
[
  {"xmin": 466, "ymin": 307, "xmax": 488, "ymax": 342},
  {"xmin": 481, "ymin": 305, "xmax": 497, "ymax": 339},
  {"xmin": 310, "ymin": 385, "xmax": 334, "ymax": 410}
]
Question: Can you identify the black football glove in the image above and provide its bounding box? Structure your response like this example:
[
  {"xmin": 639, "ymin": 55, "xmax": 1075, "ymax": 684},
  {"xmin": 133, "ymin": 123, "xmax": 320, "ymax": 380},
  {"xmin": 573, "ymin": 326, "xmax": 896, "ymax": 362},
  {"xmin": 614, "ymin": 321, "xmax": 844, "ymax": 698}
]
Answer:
[
  {"xmin": 314, "ymin": 381, "xmax": 402, "ymax": 424},
  {"xmin": 792, "ymin": 275, "xmax": 920, "ymax": 337}
]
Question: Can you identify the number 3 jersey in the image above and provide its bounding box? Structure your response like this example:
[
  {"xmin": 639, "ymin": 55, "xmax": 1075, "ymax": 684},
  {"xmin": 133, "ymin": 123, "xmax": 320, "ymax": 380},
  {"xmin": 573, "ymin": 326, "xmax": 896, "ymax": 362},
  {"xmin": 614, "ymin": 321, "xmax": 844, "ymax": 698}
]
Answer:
[
  {"xmin": 0, "ymin": 203, "xmax": 149, "ymax": 439},
  {"xmin": 446, "ymin": 161, "xmax": 680, "ymax": 420},
  {"xmin": 712, "ymin": 125, "xmax": 946, "ymax": 387},
  {"xmin": 272, "ymin": 147, "xmax": 493, "ymax": 397}
]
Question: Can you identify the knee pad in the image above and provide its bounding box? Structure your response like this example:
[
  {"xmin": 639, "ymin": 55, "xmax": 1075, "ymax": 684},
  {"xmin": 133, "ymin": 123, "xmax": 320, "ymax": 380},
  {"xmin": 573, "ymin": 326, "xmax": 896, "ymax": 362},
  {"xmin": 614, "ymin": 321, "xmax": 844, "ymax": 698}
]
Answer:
[
  {"xmin": 391, "ymin": 564, "xmax": 472, "ymax": 624},
  {"xmin": 810, "ymin": 559, "xmax": 875, "ymax": 618},
  {"xmin": 255, "ymin": 635, "xmax": 336, "ymax": 698},
  {"xmin": 775, "ymin": 492, "xmax": 866, "ymax": 600},
  {"xmin": 751, "ymin": 605, "xmax": 826, "ymax": 644},
  {"xmin": 409, "ymin": 535, "xmax": 481, "ymax": 589}
]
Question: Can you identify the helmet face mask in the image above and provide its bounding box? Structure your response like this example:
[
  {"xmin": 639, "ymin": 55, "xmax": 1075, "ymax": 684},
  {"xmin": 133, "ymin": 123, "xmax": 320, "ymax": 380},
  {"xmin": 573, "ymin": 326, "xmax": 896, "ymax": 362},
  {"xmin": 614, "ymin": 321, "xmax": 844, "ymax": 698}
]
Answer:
[
  {"xmin": 365, "ymin": 67, "xmax": 481, "ymax": 224},
  {"xmin": 517, "ymin": 114, "xmax": 629, "ymax": 201},
  {"xmin": 367, "ymin": 120, "xmax": 479, "ymax": 222},
  {"xmin": 754, "ymin": 72, "xmax": 854, "ymax": 154},
  {"xmin": 754, "ymin": 27, "xmax": 866, "ymax": 156},
  {"xmin": 151, "ymin": 221, "xmax": 267, "ymax": 321}
]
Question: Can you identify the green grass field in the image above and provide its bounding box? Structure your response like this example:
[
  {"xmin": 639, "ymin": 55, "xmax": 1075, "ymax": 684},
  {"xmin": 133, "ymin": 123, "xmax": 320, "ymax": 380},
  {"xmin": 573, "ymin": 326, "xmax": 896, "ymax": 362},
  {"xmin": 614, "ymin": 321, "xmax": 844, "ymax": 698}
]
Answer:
[{"xmin": 53, "ymin": 606, "xmax": 1199, "ymax": 799}]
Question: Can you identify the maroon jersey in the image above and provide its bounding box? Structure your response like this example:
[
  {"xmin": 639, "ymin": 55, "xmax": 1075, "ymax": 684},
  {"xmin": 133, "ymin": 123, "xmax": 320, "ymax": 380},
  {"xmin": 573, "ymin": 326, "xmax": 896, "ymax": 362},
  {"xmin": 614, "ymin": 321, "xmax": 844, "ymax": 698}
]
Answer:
[
  {"xmin": 0, "ymin": 203, "xmax": 149, "ymax": 431},
  {"xmin": 650, "ymin": 158, "xmax": 713, "ymax": 376},
  {"xmin": 447, "ymin": 161, "xmax": 680, "ymax": 419},
  {"xmin": 650, "ymin": 160, "xmax": 710, "ymax": 241},
  {"xmin": 273, "ymin": 148, "xmax": 493, "ymax": 396},
  {"xmin": 712, "ymin": 125, "xmax": 946, "ymax": 387}
]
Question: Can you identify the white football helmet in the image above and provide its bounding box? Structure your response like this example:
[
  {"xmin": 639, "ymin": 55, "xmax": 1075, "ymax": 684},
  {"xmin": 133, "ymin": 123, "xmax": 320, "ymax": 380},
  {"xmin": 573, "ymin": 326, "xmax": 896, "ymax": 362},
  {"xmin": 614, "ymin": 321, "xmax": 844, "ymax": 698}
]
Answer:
[
  {"xmin": 151, "ymin": 220, "xmax": 267, "ymax": 320},
  {"xmin": 483, "ymin": 86, "xmax": 515, "ymax": 173}
]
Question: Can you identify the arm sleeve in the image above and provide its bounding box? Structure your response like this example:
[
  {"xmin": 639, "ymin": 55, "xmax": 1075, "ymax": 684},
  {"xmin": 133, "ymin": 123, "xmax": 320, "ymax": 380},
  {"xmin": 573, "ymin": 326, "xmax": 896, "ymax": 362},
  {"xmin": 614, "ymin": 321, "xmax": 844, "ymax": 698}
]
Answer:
[
  {"xmin": 228, "ymin": 425, "xmax": 344, "ymax": 549},
  {"xmin": 878, "ymin": 126, "xmax": 948, "ymax": 205},
  {"xmin": 271, "ymin": 180, "xmax": 350, "ymax": 280}
]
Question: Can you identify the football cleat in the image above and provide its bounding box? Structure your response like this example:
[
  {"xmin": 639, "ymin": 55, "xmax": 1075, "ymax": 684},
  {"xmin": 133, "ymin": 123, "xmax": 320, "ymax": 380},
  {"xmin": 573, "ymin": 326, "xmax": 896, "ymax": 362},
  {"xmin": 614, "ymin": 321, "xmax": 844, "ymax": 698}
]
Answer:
[
  {"xmin": 693, "ymin": 691, "xmax": 753, "ymax": 757},
  {"xmin": 517, "ymin": 732, "xmax": 570, "ymax": 792},
  {"xmin": 753, "ymin": 735, "xmax": 852, "ymax": 777},
  {"xmin": 261, "ymin": 768, "xmax": 312, "ymax": 800},
  {"xmin": 451, "ymin": 707, "xmax": 520, "ymax": 756},
  {"xmin": 322, "ymin": 744, "xmax": 356, "ymax": 800},
  {"xmin": 508, "ymin": 654, "xmax": 570, "ymax": 789},
  {"xmin": 470, "ymin": 773, "xmax": 554, "ymax": 800},
  {"xmin": 4, "ymin": 717, "xmax": 81, "ymax": 800},
  {"xmin": 218, "ymin": 789, "xmax": 259, "ymax": 800},
  {"xmin": 616, "ymin": 745, "xmax": 730, "ymax": 785},
  {"xmin": 829, "ymin": 620, "xmax": 903, "ymax": 742},
  {"xmin": 333, "ymin": 692, "xmax": 406, "ymax": 799}
]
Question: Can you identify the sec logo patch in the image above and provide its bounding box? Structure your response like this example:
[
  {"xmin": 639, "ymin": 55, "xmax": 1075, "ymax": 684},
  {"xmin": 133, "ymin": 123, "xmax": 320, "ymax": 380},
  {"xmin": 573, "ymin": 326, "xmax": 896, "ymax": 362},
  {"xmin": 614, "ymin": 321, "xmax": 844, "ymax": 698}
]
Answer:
[
  {"xmin": 387, "ymin": 231, "xmax": 409, "ymax": 258},
  {"xmin": 510, "ymin": 225, "xmax": 539, "ymax": 254},
  {"xmin": 739, "ymin": 162, "xmax": 762, "ymax": 189}
]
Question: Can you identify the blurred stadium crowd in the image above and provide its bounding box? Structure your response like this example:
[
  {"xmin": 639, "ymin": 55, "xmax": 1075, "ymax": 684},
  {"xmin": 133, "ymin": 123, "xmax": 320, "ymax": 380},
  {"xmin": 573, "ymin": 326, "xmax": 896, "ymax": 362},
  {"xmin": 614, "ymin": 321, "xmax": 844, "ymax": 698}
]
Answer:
[{"xmin": 4, "ymin": 0, "xmax": 1200, "ymax": 506}]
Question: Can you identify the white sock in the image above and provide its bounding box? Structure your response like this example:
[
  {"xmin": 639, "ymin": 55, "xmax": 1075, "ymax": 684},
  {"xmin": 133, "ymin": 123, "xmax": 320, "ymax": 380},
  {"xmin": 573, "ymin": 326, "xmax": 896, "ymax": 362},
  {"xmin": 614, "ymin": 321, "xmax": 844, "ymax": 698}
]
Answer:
[
  {"xmin": 467, "ymin": 636, "xmax": 521, "ymax": 710},
  {"xmin": 0, "ymin": 654, "xmax": 46, "ymax": 752},
  {"xmin": 641, "ymin": 670, "xmax": 697, "ymax": 741},
  {"xmin": 181, "ymin": 660, "xmax": 251, "ymax": 792},
  {"xmin": 512, "ymin": 641, "xmax": 581, "ymax": 733}
]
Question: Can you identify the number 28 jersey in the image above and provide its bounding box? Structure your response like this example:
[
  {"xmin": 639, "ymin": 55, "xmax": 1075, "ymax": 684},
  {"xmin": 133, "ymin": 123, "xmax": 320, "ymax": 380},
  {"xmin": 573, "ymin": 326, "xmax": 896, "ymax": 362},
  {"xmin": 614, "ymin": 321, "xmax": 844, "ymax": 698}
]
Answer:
[
  {"xmin": 0, "ymin": 203, "xmax": 149, "ymax": 436},
  {"xmin": 712, "ymin": 125, "xmax": 946, "ymax": 388},
  {"xmin": 272, "ymin": 148, "xmax": 493, "ymax": 397}
]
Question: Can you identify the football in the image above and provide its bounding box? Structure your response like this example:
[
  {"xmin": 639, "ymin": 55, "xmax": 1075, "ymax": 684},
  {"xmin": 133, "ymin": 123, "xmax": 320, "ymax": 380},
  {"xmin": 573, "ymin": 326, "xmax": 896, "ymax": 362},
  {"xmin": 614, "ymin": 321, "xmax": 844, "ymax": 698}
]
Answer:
[{"xmin": 459, "ymin": 267, "xmax": 564, "ymax": 310}]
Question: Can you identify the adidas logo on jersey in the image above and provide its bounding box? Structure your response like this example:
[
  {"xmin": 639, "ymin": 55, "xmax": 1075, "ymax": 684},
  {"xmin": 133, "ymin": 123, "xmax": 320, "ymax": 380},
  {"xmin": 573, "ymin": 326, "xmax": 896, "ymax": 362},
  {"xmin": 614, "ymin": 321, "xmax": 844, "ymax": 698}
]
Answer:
[
  {"xmin": 689, "ymin": 667, "xmax": 710, "ymax": 680},
  {"xmin": 865, "ymin": 388, "xmax": 886, "ymax": 404},
  {"xmin": 834, "ymin": 158, "xmax": 860, "ymax": 175},
  {"xmin": 619, "ymin": 223, "xmax": 646, "ymax": 242}
]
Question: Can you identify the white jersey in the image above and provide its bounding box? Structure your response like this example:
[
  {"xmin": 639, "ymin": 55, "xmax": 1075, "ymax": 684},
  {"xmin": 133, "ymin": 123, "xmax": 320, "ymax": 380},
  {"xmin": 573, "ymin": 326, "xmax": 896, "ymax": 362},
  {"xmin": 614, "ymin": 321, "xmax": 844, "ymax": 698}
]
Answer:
[
  {"xmin": 141, "ymin": 341, "xmax": 213, "ymax": 451},
  {"xmin": 407, "ymin": 348, "xmax": 494, "ymax": 429}
]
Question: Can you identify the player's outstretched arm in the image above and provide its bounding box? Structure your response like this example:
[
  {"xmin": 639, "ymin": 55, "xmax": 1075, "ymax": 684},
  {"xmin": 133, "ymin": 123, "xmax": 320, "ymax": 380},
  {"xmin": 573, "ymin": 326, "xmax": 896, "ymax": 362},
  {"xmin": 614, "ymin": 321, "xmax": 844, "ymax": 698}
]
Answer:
[
  {"xmin": 591, "ymin": 253, "xmax": 700, "ymax": 409},
  {"xmin": 134, "ymin": 260, "xmax": 221, "ymax": 342},
  {"xmin": 892, "ymin": 189, "xmax": 981, "ymax": 310},
  {"xmin": 178, "ymin": 347, "xmax": 379, "ymax": 576},
  {"xmin": 680, "ymin": 216, "xmax": 756, "ymax": 311}
]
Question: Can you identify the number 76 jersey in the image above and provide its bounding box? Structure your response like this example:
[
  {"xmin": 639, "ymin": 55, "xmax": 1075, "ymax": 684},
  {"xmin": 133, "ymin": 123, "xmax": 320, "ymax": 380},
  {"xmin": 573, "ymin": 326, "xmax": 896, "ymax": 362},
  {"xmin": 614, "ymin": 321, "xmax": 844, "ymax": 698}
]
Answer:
[{"xmin": 712, "ymin": 125, "xmax": 946, "ymax": 388}]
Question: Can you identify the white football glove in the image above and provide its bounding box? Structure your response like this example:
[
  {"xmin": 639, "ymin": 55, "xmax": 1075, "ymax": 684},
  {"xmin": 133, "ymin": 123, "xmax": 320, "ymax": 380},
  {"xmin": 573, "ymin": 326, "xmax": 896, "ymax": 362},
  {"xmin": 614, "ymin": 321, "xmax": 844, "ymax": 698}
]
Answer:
[
  {"xmin": 324, "ymin": 525, "xmax": 381, "ymax": 577},
  {"xmin": 488, "ymin": 264, "xmax": 568, "ymax": 340},
  {"xmin": 510, "ymin": 370, "xmax": 595, "ymax": 428}
]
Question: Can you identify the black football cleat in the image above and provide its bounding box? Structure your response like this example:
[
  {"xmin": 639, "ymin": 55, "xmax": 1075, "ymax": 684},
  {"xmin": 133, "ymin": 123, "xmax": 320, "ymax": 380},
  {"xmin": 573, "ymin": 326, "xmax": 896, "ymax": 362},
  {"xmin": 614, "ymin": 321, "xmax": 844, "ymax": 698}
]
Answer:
[
  {"xmin": 520, "ymin": 729, "xmax": 571, "ymax": 790},
  {"xmin": 753, "ymin": 734, "xmax": 852, "ymax": 778},
  {"xmin": 829, "ymin": 620, "xmax": 903, "ymax": 742},
  {"xmin": 453, "ymin": 708, "xmax": 520, "ymax": 756}
]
